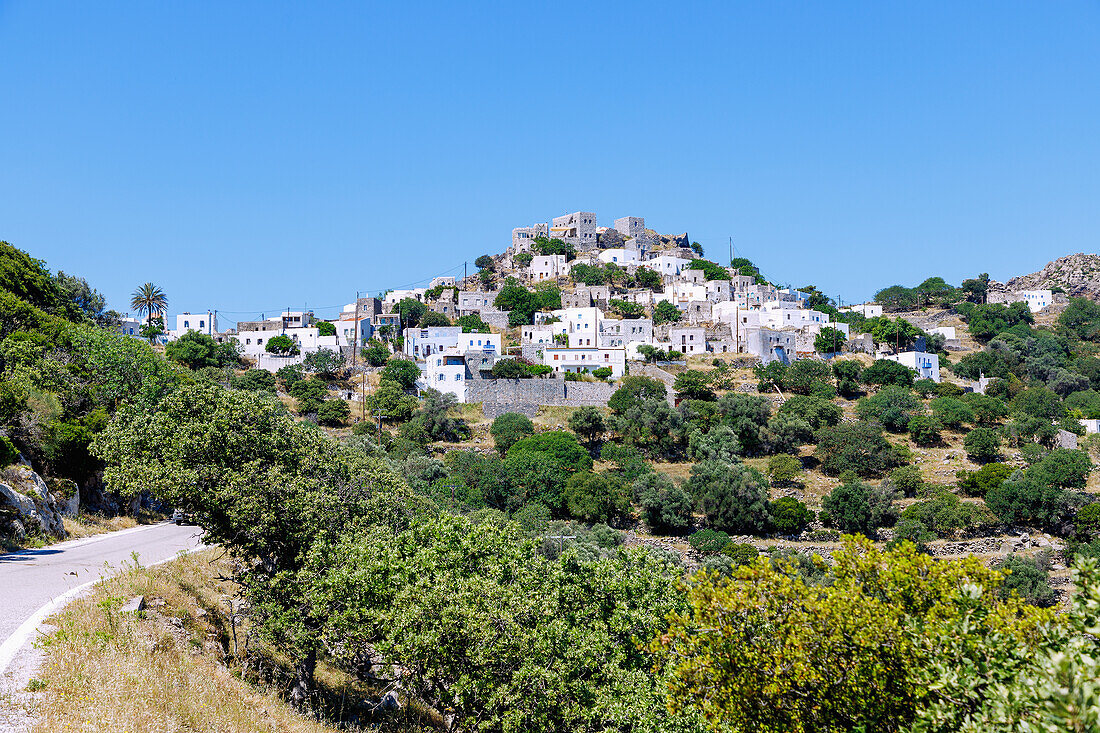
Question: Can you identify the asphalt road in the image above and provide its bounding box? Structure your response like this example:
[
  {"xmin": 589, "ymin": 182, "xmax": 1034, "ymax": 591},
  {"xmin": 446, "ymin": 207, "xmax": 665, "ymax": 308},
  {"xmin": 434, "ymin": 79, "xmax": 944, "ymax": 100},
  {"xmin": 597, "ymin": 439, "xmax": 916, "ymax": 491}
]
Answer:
[{"xmin": 0, "ymin": 522, "xmax": 205, "ymax": 671}]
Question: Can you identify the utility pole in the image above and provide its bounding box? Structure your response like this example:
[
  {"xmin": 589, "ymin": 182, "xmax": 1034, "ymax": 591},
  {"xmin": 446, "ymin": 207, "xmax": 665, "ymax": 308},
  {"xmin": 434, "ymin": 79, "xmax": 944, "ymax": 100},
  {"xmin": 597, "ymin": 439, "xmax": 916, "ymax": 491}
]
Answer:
[
  {"xmin": 372, "ymin": 410, "xmax": 388, "ymax": 447},
  {"xmin": 442, "ymin": 483, "xmax": 459, "ymax": 513},
  {"xmin": 546, "ymin": 534, "xmax": 577, "ymax": 556},
  {"xmin": 729, "ymin": 236, "xmax": 733, "ymax": 267}
]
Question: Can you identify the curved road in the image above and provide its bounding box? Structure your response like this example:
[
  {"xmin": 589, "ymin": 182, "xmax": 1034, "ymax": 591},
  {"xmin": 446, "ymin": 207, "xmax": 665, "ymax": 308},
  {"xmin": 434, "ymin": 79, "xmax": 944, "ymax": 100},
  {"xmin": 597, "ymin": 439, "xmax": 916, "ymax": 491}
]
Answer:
[{"xmin": 0, "ymin": 522, "xmax": 206, "ymax": 676}]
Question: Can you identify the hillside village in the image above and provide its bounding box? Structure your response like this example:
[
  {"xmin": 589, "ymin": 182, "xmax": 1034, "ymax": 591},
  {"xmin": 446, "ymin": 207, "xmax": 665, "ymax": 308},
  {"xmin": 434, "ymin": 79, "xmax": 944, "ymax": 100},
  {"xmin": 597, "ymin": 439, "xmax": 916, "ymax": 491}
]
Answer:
[{"xmin": 141, "ymin": 211, "xmax": 1056, "ymax": 414}]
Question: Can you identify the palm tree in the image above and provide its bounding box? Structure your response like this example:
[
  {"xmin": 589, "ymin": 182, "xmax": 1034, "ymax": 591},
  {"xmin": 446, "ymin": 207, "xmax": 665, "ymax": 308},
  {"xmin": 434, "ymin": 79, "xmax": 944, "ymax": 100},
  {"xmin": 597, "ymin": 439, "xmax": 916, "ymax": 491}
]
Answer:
[{"xmin": 130, "ymin": 282, "xmax": 168, "ymax": 342}]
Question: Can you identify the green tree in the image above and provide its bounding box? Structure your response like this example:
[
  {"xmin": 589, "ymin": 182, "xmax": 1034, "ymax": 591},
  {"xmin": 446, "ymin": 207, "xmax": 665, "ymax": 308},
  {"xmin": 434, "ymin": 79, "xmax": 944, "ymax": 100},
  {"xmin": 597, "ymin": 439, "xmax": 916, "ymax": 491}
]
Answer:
[
  {"xmin": 996, "ymin": 554, "xmax": 1057, "ymax": 607},
  {"xmin": 607, "ymin": 376, "xmax": 667, "ymax": 413},
  {"xmin": 457, "ymin": 313, "xmax": 491, "ymax": 333},
  {"xmin": 289, "ymin": 377, "xmax": 327, "ymax": 414},
  {"xmin": 567, "ymin": 406, "xmax": 606, "ymax": 448},
  {"xmin": 964, "ymin": 426, "xmax": 1001, "ymax": 462},
  {"xmin": 265, "ymin": 334, "xmax": 300, "ymax": 356},
  {"xmin": 316, "ymin": 399, "xmax": 350, "ymax": 426},
  {"xmin": 380, "ymin": 358, "xmax": 420, "ymax": 389},
  {"xmin": 674, "ymin": 370, "xmax": 715, "ymax": 401},
  {"xmin": 777, "ymin": 395, "xmax": 842, "ymax": 430},
  {"xmin": 815, "ymin": 421, "xmax": 904, "ymax": 477},
  {"xmin": 490, "ymin": 412, "xmax": 535, "ymax": 456},
  {"xmin": 863, "ymin": 359, "xmax": 916, "ymax": 387},
  {"xmin": 419, "ymin": 311, "xmax": 451, "ymax": 327},
  {"xmin": 0, "ymin": 435, "xmax": 19, "ymax": 467},
  {"xmin": 767, "ymin": 453, "xmax": 802, "ymax": 485},
  {"xmin": 907, "ymin": 414, "xmax": 942, "ymax": 445},
  {"xmin": 165, "ymin": 330, "xmax": 238, "ymax": 370},
  {"xmin": 231, "ymin": 369, "xmax": 276, "ymax": 392},
  {"xmin": 302, "ymin": 347, "xmax": 344, "ymax": 377},
  {"xmin": 653, "ymin": 300, "xmax": 682, "ymax": 325},
  {"xmin": 564, "ymin": 471, "xmax": 631, "ymax": 524},
  {"xmin": 129, "ymin": 282, "xmax": 167, "ymax": 342},
  {"xmin": 396, "ymin": 297, "xmax": 427, "ymax": 329},
  {"xmin": 366, "ymin": 380, "xmax": 417, "ymax": 422},
  {"xmin": 1058, "ymin": 297, "xmax": 1100, "ymax": 341},
  {"xmin": 769, "ymin": 496, "xmax": 814, "ymax": 535},
  {"xmin": 635, "ymin": 473, "xmax": 694, "ymax": 535},
  {"xmin": 930, "ymin": 396, "xmax": 975, "ymax": 429},
  {"xmin": 956, "ymin": 462, "xmax": 1014, "ymax": 497},
  {"xmin": 474, "ymin": 254, "xmax": 495, "ymax": 270},
  {"xmin": 689, "ymin": 461, "xmax": 772, "ymax": 535},
  {"xmin": 490, "ymin": 358, "xmax": 530, "ymax": 379},
  {"xmin": 316, "ymin": 321, "xmax": 336, "ymax": 337},
  {"xmin": 815, "ymin": 327, "xmax": 847, "ymax": 354},
  {"xmin": 360, "ymin": 339, "xmax": 389, "ymax": 367},
  {"xmin": 856, "ymin": 385, "xmax": 925, "ymax": 432},
  {"xmin": 507, "ymin": 430, "xmax": 592, "ymax": 473}
]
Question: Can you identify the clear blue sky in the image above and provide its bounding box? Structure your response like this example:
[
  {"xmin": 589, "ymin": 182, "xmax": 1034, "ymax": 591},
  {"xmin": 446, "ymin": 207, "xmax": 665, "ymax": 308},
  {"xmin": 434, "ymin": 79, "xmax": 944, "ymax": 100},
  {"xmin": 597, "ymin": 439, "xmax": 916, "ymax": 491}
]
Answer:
[{"xmin": 2, "ymin": 1, "xmax": 1098, "ymax": 323}]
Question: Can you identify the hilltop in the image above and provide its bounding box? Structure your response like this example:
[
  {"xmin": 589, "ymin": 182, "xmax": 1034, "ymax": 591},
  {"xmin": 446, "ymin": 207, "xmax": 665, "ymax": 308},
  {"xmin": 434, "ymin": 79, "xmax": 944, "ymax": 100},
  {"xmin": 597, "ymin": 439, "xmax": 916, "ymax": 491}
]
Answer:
[{"xmin": 1005, "ymin": 252, "xmax": 1100, "ymax": 298}]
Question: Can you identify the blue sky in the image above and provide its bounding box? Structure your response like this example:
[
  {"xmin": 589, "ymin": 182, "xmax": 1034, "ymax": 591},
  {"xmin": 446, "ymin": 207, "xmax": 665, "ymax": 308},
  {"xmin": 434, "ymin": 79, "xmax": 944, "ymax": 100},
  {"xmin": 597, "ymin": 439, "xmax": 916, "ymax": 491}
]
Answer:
[{"xmin": 1, "ymin": 1, "xmax": 1098, "ymax": 323}]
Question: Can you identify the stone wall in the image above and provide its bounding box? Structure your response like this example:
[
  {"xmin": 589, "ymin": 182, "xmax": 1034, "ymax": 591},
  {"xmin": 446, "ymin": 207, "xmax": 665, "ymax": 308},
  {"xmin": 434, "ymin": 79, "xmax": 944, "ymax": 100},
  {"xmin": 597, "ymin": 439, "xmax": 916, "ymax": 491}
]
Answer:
[{"xmin": 466, "ymin": 377, "xmax": 615, "ymax": 416}]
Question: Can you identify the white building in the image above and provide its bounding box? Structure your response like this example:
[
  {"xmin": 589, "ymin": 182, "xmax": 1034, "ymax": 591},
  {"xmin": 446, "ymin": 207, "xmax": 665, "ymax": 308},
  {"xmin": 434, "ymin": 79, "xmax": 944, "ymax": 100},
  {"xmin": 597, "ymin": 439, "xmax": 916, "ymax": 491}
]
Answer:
[
  {"xmin": 118, "ymin": 316, "xmax": 144, "ymax": 339},
  {"xmin": 402, "ymin": 326, "xmax": 502, "ymax": 360},
  {"xmin": 597, "ymin": 248, "xmax": 640, "ymax": 266},
  {"xmin": 543, "ymin": 346, "xmax": 626, "ymax": 378},
  {"xmin": 883, "ymin": 350, "xmax": 941, "ymax": 383},
  {"xmin": 541, "ymin": 307, "xmax": 604, "ymax": 348},
  {"xmin": 422, "ymin": 349, "xmax": 471, "ymax": 401},
  {"xmin": 648, "ymin": 254, "xmax": 692, "ymax": 279},
  {"xmin": 383, "ymin": 288, "xmax": 428, "ymax": 309},
  {"xmin": 527, "ymin": 254, "xmax": 570, "ymax": 282},
  {"xmin": 428, "ymin": 275, "xmax": 457, "ymax": 290},
  {"xmin": 669, "ymin": 326, "xmax": 707, "ymax": 355},
  {"xmin": 840, "ymin": 303, "xmax": 884, "ymax": 318},
  {"xmin": 521, "ymin": 326, "xmax": 555, "ymax": 346},
  {"xmin": 171, "ymin": 311, "xmax": 217, "ymax": 338}
]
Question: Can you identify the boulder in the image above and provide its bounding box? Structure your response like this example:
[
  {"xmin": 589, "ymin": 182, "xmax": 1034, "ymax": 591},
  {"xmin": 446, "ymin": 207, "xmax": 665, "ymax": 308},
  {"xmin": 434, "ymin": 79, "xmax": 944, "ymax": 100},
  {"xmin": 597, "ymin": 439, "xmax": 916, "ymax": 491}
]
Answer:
[{"xmin": 0, "ymin": 464, "xmax": 67, "ymax": 539}]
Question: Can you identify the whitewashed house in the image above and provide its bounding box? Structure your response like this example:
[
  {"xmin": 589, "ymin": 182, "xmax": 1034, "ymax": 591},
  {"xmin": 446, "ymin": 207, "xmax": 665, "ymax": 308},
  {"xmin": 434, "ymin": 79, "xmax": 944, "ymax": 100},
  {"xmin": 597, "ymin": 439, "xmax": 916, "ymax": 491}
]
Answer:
[
  {"xmin": 542, "ymin": 346, "xmax": 626, "ymax": 378},
  {"xmin": 883, "ymin": 350, "xmax": 941, "ymax": 383}
]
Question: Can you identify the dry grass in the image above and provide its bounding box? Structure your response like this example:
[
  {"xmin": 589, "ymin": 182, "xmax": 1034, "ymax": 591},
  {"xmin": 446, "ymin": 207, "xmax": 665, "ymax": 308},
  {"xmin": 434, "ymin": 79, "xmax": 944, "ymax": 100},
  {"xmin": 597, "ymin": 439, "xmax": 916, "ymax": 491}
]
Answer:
[
  {"xmin": 61, "ymin": 513, "xmax": 140, "ymax": 540},
  {"xmin": 29, "ymin": 551, "xmax": 345, "ymax": 733}
]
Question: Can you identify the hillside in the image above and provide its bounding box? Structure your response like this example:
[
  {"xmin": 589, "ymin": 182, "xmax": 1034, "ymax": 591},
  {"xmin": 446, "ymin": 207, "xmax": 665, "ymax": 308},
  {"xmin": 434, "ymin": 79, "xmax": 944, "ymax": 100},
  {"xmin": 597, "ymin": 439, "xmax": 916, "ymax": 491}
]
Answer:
[{"xmin": 1006, "ymin": 252, "xmax": 1100, "ymax": 298}]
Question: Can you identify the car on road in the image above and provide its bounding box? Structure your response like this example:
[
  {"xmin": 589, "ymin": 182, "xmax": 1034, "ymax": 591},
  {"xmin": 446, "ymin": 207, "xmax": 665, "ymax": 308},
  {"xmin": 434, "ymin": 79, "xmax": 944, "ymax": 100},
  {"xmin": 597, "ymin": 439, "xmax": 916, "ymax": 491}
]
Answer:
[{"xmin": 171, "ymin": 508, "xmax": 195, "ymax": 525}]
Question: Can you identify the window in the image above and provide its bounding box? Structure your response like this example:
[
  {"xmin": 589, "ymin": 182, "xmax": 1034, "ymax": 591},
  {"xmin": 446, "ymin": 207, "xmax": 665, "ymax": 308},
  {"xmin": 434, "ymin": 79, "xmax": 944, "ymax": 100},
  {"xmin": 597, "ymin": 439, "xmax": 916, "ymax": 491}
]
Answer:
[
  {"xmin": 246, "ymin": 339, "xmax": 251, "ymax": 345},
  {"xmin": 553, "ymin": 354, "xmax": 559, "ymax": 360},
  {"xmin": 184, "ymin": 321, "xmax": 190, "ymax": 328},
  {"xmin": 199, "ymin": 320, "xmax": 205, "ymax": 328},
  {"xmin": 454, "ymin": 373, "xmax": 461, "ymax": 381},
  {"xmin": 438, "ymin": 374, "xmax": 444, "ymax": 381}
]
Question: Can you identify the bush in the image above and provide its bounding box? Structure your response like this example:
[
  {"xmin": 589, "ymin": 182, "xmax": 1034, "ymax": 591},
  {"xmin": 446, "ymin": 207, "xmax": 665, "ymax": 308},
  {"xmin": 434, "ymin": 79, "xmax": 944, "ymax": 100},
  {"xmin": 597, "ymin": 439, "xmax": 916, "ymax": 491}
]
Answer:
[
  {"xmin": 814, "ymin": 422, "xmax": 905, "ymax": 478},
  {"xmin": 995, "ymin": 554, "xmax": 1057, "ymax": 607},
  {"xmin": 888, "ymin": 465, "xmax": 925, "ymax": 497},
  {"xmin": 564, "ymin": 471, "xmax": 631, "ymax": 524},
  {"xmin": 568, "ymin": 406, "xmax": 606, "ymax": 448},
  {"xmin": 607, "ymin": 376, "xmax": 667, "ymax": 414},
  {"xmin": 689, "ymin": 461, "xmax": 772, "ymax": 535},
  {"xmin": 507, "ymin": 431, "xmax": 592, "ymax": 473},
  {"xmin": 303, "ymin": 348, "xmax": 344, "ymax": 377},
  {"xmin": 769, "ymin": 496, "xmax": 814, "ymax": 535},
  {"xmin": 957, "ymin": 462, "xmax": 1014, "ymax": 497},
  {"xmin": 907, "ymin": 415, "xmax": 942, "ymax": 446},
  {"xmin": 821, "ymin": 480, "xmax": 898, "ymax": 537},
  {"xmin": 636, "ymin": 473, "xmax": 694, "ymax": 535},
  {"xmin": 674, "ymin": 370, "xmax": 715, "ymax": 401},
  {"xmin": 264, "ymin": 334, "xmax": 299, "ymax": 356},
  {"xmin": 930, "ymin": 396, "xmax": 975, "ymax": 429},
  {"xmin": 380, "ymin": 358, "xmax": 420, "ymax": 390},
  {"xmin": 856, "ymin": 386, "xmax": 924, "ymax": 432},
  {"xmin": 767, "ymin": 454, "xmax": 802, "ymax": 485},
  {"xmin": 0, "ymin": 436, "xmax": 18, "ymax": 467},
  {"xmin": 777, "ymin": 395, "xmax": 842, "ymax": 430},
  {"xmin": 964, "ymin": 427, "xmax": 1001, "ymax": 462},
  {"xmin": 900, "ymin": 487, "xmax": 996, "ymax": 538},
  {"xmin": 231, "ymin": 369, "xmax": 276, "ymax": 392},
  {"xmin": 316, "ymin": 399, "xmax": 350, "ymax": 427},
  {"xmin": 960, "ymin": 392, "xmax": 1008, "ymax": 424},
  {"xmin": 723, "ymin": 542, "xmax": 760, "ymax": 566},
  {"xmin": 863, "ymin": 359, "xmax": 916, "ymax": 387},
  {"xmin": 490, "ymin": 412, "xmax": 535, "ymax": 456},
  {"xmin": 289, "ymin": 378, "xmax": 327, "ymax": 414},
  {"xmin": 1075, "ymin": 503, "xmax": 1100, "ymax": 540},
  {"xmin": 688, "ymin": 528, "xmax": 731, "ymax": 555},
  {"xmin": 361, "ymin": 340, "xmax": 390, "ymax": 367},
  {"xmin": 591, "ymin": 366, "xmax": 613, "ymax": 380},
  {"xmin": 985, "ymin": 471, "xmax": 1072, "ymax": 528},
  {"xmin": 491, "ymin": 359, "xmax": 530, "ymax": 379}
]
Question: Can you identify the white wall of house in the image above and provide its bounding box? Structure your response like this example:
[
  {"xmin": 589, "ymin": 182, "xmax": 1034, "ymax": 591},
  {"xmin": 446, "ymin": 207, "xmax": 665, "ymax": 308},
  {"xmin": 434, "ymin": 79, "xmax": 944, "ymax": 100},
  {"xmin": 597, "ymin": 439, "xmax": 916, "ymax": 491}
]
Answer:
[
  {"xmin": 542, "ymin": 346, "xmax": 626, "ymax": 377},
  {"xmin": 422, "ymin": 350, "xmax": 469, "ymax": 401},
  {"xmin": 883, "ymin": 350, "xmax": 941, "ymax": 382},
  {"xmin": 597, "ymin": 248, "xmax": 639, "ymax": 266},
  {"xmin": 648, "ymin": 254, "xmax": 691, "ymax": 279},
  {"xmin": 669, "ymin": 327, "xmax": 707, "ymax": 354},
  {"xmin": 527, "ymin": 255, "xmax": 569, "ymax": 282},
  {"xmin": 118, "ymin": 317, "xmax": 143, "ymax": 338},
  {"xmin": 403, "ymin": 326, "xmax": 501, "ymax": 359},
  {"xmin": 512, "ymin": 223, "xmax": 549, "ymax": 251},
  {"xmin": 172, "ymin": 311, "xmax": 217, "ymax": 338},
  {"xmin": 840, "ymin": 303, "xmax": 884, "ymax": 318}
]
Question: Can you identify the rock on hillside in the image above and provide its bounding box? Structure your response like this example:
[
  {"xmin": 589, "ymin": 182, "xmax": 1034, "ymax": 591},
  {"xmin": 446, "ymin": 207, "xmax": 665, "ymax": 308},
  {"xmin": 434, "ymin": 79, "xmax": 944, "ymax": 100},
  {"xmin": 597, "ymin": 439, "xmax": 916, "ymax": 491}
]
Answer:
[
  {"xmin": 1006, "ymin": 253, "xmax": 1100, "ymax": 298},
  {"xmin": 1, "ymin": 462, "xmax": 68, "ymax": 541}
]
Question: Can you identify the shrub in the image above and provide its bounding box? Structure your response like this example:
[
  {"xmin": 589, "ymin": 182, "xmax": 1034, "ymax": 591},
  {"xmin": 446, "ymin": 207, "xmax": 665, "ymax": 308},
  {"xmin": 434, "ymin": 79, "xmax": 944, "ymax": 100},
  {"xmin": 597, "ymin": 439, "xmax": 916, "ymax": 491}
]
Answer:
[
  {"xmin": 592, "ymin": 367, "xmax": 613, "ymax": 380},
  {"xmin": 814, "ymin": 422, "xmax": 904, "ymax": 478},
  {"xmin": 607, "ymin": 376, "xmax": 667, "ymax": 414},
  {"xmin": 636, "ymin": 473, "xmax": 694, "ymax": 535},
  {"xmin": 490, "ymin": 412, "xmax": 535, "ymax": 456},
  {"xmin": 889, "ymin": 465, "xmax": 925, "ymax": 497},
  {"xmin": 856, "ymin": 386, "xmax": 924, "ymax": 432},
  {"xmin": 907, "ymin": 415, "xmax": 942, "ymax": 446},
  {"xmin": 361, "ymin": 340, "xmax": 390, "ymax": 367},
  {"xmin": 507, "ymin": 431, "xmax": 593, "ymax": 473},
  {"xmin": 930, "ymin": 396, "xmax": 975, "ymax": 429},
  {"xmin": 900, "ymin": 487, "xmax": 996, "ymax": 538},
  {"xmin": 960, "ymin": 392, "xmax": 1008, "ymax": 424},
  {"xmin": 0, "ymin": 436, "xmax": 18, "ymax": 467},
  {"xmin": 767, "ymin": 454, "xmax": 802, "ymax": 485},
  {"xmin": 316, "ymin": 399, "xmax": 350, "ymax": 427},
  {"xmin": 1075, "ymin": 503, "xmax": 1100, "ymax": 540},
  {"xmin": 821, "ymin": 480, "xmax": 898, "ymax": 537},
  {"xmin": 957, "ymin": 462, "xmax": 1014, "ymax": 497},
  {"xmin": 689, "ymin": 461, "xmax": 772, "ymax": 535},
  {"xmin": 863, "ymin": 359, "xmax": 916, "ymax": 387},
  {"xmin": 783, "ymin": 360, "xmax": 832, "ymax": 396},
  {"xmin": 769, "ymin": 496, "xmax": 814, "ymax": 535},
  {"xmin": 1029, "ymin": 448, "xmax": 1092, "ymax": 490},
  {"xmin": 995, "ymin": 554, "xmax": 1057, "ymax": 607},
  {"xmin": 289, "ymin": 378, "xmax": 327, "ymax": 414},
  {"xmin": 567, "ymin": 406, "xmax": 606, "ymax": 447},
  {"xmin": 564, "ymin": 471, "xmax": 631, "ymax": 524},
  {"xmin": 491, "ymin": 359, "xmax": 530, "ymax": 379},
  {"xmin": 777, "ymin": 395, "xmax": 842, "ymax": 430},
  {"xmin": 674, "ymin": 370, "xmax": 715, "ymax": 401},
  {"xmin": 688, "ymin": 528, "xmax": 731, "ymax": 555},
  {"xmin": 723, "ymin": 543, "xmax": 760, "ymax": 566},
  {"xmin": 985, "ymin": 471, "xmax": 1072, "ymax": 528},
  {"xmin": 964, "ymin": 427, "xmax": 1001, "ymax": 462},
  {"xmin": 231, "ymin": 369, "xmax": 276, "ymax": 392}
]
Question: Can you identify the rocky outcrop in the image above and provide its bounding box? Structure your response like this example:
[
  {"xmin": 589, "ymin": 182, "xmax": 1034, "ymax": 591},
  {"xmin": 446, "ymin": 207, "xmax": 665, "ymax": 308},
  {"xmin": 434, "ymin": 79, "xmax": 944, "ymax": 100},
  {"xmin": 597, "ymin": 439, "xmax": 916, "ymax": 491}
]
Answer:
[
  {"xmin": 1005, "ymin": 253, "xmax": 1100, "ymax": 298},
  {"xmin": 0, "ymin": 463, "xmax": 67, "ymax": 540}
]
